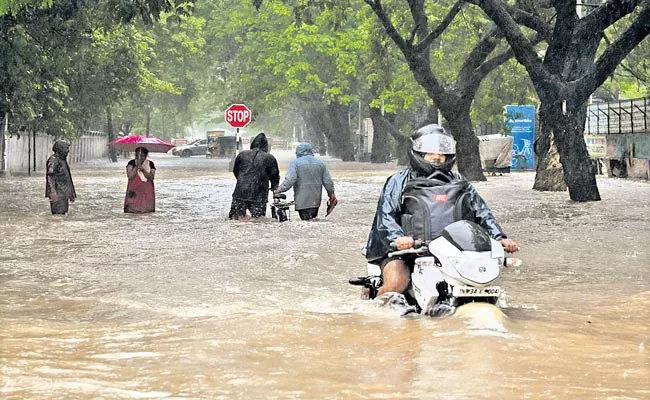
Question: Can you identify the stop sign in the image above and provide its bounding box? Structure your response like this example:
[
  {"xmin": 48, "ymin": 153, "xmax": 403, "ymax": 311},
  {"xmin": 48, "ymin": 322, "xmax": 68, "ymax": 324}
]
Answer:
[{"xmin": 225, "ymin": 104, "xmax": 252, "ymax": 128}]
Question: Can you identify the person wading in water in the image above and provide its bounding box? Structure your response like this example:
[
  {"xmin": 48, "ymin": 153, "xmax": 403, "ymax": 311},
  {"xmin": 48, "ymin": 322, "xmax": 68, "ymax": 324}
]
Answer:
[
  {"xmin": 124, "ymin": 146, "xmax": 156, "ymax": 213},
  {"xmin": 45, "ymin": 140, "xmax": 76, "ymax": 215}
]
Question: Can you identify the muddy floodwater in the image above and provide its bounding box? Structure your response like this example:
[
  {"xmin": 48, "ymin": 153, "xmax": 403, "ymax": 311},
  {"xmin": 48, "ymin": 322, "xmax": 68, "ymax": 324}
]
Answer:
[{"xmin": 1, "ymin": 152, "xmax": 648, "ymax": 399}]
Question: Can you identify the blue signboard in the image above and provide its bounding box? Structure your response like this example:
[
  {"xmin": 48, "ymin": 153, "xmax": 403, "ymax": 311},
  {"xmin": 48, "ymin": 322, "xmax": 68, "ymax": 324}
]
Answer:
[{"xmin": 505, "ymin": 105, "xmax": 536, "ymax": 170}]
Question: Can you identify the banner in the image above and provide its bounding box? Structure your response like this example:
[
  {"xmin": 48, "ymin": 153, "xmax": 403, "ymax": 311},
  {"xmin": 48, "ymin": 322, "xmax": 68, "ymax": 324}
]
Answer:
[
  {"xmin": 584, "ymin": 135, "xmax": 606, "ymax": 159},
  {"xmin": 505, "ymin": 105, "xmax": 536, "ymax": 170}
]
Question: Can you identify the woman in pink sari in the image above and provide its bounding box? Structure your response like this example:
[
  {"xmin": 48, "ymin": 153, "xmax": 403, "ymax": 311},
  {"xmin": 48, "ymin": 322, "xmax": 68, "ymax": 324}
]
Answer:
[{"xmin": 124, "ymin": 147, "xmax": 156, "ymax": 213}]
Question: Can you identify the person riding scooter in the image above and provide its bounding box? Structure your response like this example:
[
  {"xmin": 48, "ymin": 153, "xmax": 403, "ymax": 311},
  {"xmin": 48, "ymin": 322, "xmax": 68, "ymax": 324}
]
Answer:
[{"xmin": 365, "ymin": 124, "xmax": 518, "ymax": 297}]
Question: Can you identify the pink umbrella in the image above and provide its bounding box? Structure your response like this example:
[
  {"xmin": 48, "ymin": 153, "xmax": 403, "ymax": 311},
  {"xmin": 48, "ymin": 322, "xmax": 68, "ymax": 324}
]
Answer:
[{"xmin": 108, "ymin": 136, "xmax": 175, "ymax": 153}]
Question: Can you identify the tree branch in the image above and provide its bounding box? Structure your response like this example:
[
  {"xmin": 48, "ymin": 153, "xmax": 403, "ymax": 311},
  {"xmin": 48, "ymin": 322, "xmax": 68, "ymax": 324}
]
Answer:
[
  {"xmin": 467, "ymin": 0, "xmax": 553, "ymax": 38},
  {"xmin": 464, "ymin": 31, "xmax": 545, "ymax": 94},
  {"xmin": 363, "ymin": 0, "xmax": 409, "ymax": 55},
  {"xmin": 575, "ymin": 2, "xmax": 650, "ymax": 101},
  {"xmin": 580, "ymin": 0, "xmax": 642, "ymax": 34},
  {"xmin": 457, "ymin": 25, "xmax": 501, "ymax": 83},
  {"xmin": 618, "ymin": 61, "xmax": 650, "ymax": 83},
  {"xmin": 477, "ymin": 0, "xmax": 555, "ymax": 93},
  {"xmin": 542, "ymin": 0, "xmax": 578, "ymax": 76},
  {"xmin": 414, "ymin": 0, "xmax": 464, "ymax": 53},
  {"xmin": 406, "ymin": 0, "xmax": 427, "ymax": 49},
  {"xmin": 563, "ymin": 0, "xmax": 643, "ymax": 80},
  {"xmin": 511, "ymin": 7, "xmax": 553, "ymax": 38}
]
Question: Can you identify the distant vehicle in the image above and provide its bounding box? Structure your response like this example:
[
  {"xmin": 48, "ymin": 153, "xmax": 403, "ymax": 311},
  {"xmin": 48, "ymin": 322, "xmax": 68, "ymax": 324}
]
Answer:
[
  {"xmin": 171, "ymin": 138, "xmax": 190, "ymax": 146},
  {"xmin": 207, "ymin": 135, "xmax": 236, "ymax": 158},
  {"xmin": 172, "ymin": 139, "xmax": 208, "ymax": 157}
]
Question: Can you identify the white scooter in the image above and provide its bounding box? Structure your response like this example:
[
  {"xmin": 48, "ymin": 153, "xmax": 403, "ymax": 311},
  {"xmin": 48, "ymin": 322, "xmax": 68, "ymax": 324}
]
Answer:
[{"xmin": 349, "ymin": 220, "xmax": 521, "ymax": 317}]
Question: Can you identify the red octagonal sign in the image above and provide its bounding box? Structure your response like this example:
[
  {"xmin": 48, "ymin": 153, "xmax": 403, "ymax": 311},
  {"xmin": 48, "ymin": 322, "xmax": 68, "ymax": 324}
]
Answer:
[{"xmin": 225, "ymin": 103, "xmax": 252, "ymax": 129}]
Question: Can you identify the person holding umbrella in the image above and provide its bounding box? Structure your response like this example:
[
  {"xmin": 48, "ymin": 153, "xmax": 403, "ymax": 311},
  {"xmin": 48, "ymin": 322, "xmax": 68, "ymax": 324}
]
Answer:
[{"xmin": 124, "ymin": 146, "xmax": 156, "ymax": 213}]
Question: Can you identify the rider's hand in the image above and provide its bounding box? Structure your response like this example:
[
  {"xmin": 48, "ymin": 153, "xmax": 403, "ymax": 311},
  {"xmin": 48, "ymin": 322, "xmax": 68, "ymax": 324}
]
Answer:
[
  {"xmin": 500, "ymin": 238, "xmax": 519, "ymax": 253},
  {"xmin": 395, "ymin": 236, "xmax": 415, "ymax": 250},
  {"xmin": 330, "ymin": 193, "xmax": 337, "ymax": 202}
]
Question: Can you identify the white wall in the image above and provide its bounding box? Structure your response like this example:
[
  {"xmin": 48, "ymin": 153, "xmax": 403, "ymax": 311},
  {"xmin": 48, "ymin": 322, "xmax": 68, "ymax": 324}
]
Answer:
[{"xmin": 3, "ymin": 131, "xmax": 108, "ymax": 175}]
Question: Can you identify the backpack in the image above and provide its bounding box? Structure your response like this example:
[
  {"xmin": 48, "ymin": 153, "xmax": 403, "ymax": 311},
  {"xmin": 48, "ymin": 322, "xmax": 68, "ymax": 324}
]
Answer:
[{"xmin": 399, "ymin": 173, "xmax": 473, "ymax": 241}]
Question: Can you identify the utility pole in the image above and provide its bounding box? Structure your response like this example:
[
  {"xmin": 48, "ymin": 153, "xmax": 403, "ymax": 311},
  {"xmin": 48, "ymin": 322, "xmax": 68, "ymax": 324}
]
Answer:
[
  {"xmin": 358, "ymin": 100, "xmax": 362, "ymax": 156},
  {"xmin": 28, "ymin": 123, "xmax": 32, "ymax": 176},
  {"xmin": 0, "ymin": 113, "xmax": 7, "ymax": 176},
  {"xmin": 33, "ymin": 121, "xmax": 36, "ymax": 172}
]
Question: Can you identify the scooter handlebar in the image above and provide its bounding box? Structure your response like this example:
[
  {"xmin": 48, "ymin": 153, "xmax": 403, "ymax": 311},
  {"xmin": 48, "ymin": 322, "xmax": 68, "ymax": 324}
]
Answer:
[
  {"xmin": 387, "ymin": 239, "xmax": 523, "ymax": 267},
  {"xmin": 388, "ymin": 239, "xmax": 426, "ymax": 250},
  {"xmin": 387, "ymin": 239, "xmax": 427, "ymax": 258}
]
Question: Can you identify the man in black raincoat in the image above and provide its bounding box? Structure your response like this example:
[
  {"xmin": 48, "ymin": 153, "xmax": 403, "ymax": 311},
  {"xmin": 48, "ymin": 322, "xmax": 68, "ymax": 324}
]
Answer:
[
  {"xmin": 366, "ymin": 124, "xmax": 518, "ymax": 296},
  {"xmin": 229, "ymin": 132, "xmax": 280, "ymax": 220},
  {"xmin": 45, "ymin": 140, "xmax": 76, "ymax": 215}
]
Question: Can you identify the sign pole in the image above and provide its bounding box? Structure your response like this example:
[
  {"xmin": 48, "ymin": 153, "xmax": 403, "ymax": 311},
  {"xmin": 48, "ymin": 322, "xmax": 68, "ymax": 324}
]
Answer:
[{"xmin": 236, "ymin": 127, "xmax": 240, "ymax": 156}]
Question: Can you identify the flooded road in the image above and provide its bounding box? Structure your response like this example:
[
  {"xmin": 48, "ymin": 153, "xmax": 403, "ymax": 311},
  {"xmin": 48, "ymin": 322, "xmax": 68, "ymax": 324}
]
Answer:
[{"xmin": 1, "ymin": 152, "xmax": 648, "ymax": 399}]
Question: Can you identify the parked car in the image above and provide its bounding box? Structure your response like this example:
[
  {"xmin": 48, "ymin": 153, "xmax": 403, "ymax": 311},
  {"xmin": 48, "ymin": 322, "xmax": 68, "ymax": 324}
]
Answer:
[{"xmin": 172, "ymin": 139, "xmax": 208, "ymax": 157}]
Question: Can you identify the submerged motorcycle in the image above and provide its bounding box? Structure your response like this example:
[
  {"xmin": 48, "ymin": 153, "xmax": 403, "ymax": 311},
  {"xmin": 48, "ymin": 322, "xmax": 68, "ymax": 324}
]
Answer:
[
  {"xmin": 270, "ymin": 193, "xmax": 294, "ymax": 222},
  {"xmin": 349, "ymin": 220, "xmax": 521, "ymax": 317}
]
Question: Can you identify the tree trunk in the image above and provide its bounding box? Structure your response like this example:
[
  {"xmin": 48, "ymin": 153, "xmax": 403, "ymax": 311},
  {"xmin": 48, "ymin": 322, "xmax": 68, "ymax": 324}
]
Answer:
[
  {"xmin": 533, "ymin": 103, "xmax": 566, "ymax": 191},
  {"xmin": 445, "ymin": 113, "xmax": 485, "ymax": 181},
  {"xmin": 368, "ymin": 107, "xmax": 391, "ymax": 163},
  {"xmin": 304, "ymin": 128, "xmax": 326, "ymax": 155},
  {"xmin": 394, "ymin": 138, "xmax": 409, "ymax": 165},
  {"xmin": 106, "ymin": 107, "xmax": 118, "ymax": 163},
  {"xmin": 374, "ymin": 112, "xmax": 408, "ymax": 165},
  {"xmin": 303, "ymin": 102, "xmax": 355, "ymax": 161},
  {"xmin": 387, "ymin": 126, "xmax": 408, "ymax": 166},
  {"xmin": 534, "ymin": 98, "xmax": 600, "ymax": 200},
  {"xmin": 325, "ymin": 102, "xmax": 355, "ymax": 161},
  {"xmin": 145, "ymin": 107, "xmax": 151, "ymax": 137},
  {"xmin": 425, "ymin": 104, "xmax": 440, "ymax": 125},
  {"xmin": 532, "ymin": 136, "xmax": 566, "ymax": 191},
  {"xmin": 550, "ymin": 103, "xmax": 600, "ymax": 201}
]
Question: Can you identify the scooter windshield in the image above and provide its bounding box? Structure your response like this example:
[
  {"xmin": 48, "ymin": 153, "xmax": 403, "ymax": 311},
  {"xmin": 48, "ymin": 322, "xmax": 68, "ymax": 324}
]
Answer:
[{"xmin": 441, "ymin": 220, "xmax": 492, "ymax": 252}]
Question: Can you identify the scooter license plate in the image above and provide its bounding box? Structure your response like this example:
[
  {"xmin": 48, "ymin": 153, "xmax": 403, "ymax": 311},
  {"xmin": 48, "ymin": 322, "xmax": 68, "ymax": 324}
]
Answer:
[{"xmin": 452, "ymin": 286, "xmax": 501, "ymax": 297}]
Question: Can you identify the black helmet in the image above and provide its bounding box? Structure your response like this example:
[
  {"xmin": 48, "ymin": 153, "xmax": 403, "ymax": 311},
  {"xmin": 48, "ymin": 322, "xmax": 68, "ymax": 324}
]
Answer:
[{"xmin": 408, "ymin": 124, "xmax": 456, "ymax": 175}]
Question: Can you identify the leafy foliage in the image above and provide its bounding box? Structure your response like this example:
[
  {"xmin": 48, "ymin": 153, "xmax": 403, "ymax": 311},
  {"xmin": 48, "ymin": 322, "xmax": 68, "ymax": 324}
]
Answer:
[{"xmin": 0, "ymin": 0, "xmax": 195, "ymax": 138}]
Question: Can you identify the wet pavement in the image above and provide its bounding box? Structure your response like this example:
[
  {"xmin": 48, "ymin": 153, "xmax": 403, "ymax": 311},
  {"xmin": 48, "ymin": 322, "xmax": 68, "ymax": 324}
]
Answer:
[{"xmin": 1, "ymin": 152, "xmax": 648, "ymax": 399}]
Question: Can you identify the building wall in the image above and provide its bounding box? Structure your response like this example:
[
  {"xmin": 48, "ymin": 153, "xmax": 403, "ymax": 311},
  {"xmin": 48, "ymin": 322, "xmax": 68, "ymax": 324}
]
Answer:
[
  {"xmin": 628, "ymin": 158, "xmax": 650, "ymax": 180},
  {"xmin": 584, "ymin": 97, "xmax": 650, "ymax": 180}
]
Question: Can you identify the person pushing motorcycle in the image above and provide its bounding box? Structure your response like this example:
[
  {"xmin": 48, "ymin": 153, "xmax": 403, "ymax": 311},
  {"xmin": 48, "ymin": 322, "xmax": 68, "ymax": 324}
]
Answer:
[{"xmin": 365, "ymin": 124, "xmax": 518, "ymax": 297}]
